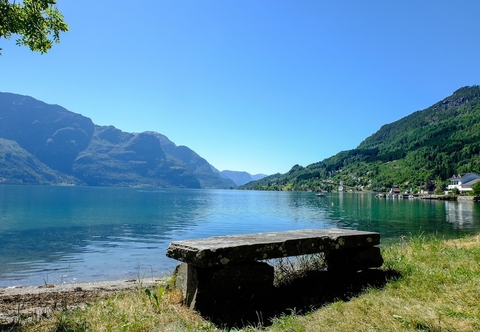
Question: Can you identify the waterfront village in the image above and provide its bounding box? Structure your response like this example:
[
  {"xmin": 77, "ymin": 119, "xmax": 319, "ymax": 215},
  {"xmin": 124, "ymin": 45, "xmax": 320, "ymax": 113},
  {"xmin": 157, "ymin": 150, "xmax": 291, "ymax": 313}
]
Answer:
[
  {"xmin": 303, "ymin": 172, "xmax": 480, "ymax": 201},
  {"xmin": 374, "ymin": 172, "xmax": 480, "ymax": 200}
]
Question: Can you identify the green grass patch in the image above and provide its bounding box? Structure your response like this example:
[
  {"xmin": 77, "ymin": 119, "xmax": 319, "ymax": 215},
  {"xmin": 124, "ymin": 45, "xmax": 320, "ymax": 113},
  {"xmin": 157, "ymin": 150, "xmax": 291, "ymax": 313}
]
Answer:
[{"xmin": 17, "ymin": 234, "xmax": 480, "ymax": 332}]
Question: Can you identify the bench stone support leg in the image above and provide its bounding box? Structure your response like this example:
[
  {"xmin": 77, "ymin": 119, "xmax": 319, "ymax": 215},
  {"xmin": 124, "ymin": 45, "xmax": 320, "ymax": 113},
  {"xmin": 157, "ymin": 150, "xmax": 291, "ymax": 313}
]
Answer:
[
  {"xmin": 174, "ymin": 262, "xmax": 275, "ymax": 316},
  {"xmin": 325, "ymin": 246, "xmax": 383, "ymax": 272},
  {"xmin": 174, "ymin": 263, "xmax": 199, "ymax": 308}
]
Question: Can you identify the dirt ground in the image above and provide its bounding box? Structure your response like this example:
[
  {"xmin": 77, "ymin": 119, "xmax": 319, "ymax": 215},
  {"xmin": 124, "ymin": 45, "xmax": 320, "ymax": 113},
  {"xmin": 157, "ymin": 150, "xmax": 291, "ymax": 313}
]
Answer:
[{"xmin": 0, "ymin": 278, "xmax": 161, "ymax": 327}]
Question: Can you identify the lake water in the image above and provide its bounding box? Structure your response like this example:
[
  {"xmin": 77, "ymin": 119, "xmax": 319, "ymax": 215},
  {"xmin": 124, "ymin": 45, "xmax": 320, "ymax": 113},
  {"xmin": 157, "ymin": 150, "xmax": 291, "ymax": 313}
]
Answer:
[{"xmin": 1, "ymin": 185, "xmax": 479, "ymax": 287}]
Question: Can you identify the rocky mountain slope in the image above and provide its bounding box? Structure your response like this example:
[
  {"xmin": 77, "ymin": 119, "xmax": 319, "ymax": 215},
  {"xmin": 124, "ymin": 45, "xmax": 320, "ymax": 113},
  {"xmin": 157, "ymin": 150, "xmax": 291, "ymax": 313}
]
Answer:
[{"xmin": 0, "ymin": 92, "xmax": 237, "ymax": 188}]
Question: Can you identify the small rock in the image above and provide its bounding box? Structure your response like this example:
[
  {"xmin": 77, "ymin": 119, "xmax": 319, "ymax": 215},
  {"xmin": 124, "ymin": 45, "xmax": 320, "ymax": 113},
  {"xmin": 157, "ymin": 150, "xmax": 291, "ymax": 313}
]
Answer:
[{"xmin": 38, "ymin": 284, "xmax": 55, "ymax": 289}]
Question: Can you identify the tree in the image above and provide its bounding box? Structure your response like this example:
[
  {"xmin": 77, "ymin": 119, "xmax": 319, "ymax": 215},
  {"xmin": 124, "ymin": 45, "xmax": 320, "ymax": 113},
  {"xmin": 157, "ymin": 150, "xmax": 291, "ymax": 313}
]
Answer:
[
  {"xmin": 0, "ymin": 0, "xmax": 68, "ymax": 54},
  {"xmin": 471, "ymin": 181, "xmax": 480, "ymax": 196},
  {"xmin": 424, "ymin": 179, "xmax": 436, "ymax": 192}
]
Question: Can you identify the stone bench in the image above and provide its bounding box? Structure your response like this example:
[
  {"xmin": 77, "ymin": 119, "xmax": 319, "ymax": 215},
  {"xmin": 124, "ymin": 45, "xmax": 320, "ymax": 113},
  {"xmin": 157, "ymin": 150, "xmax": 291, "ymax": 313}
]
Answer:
[{"xmin": 166, "ymin": 228, "xmax": 383, "ymax": 316}]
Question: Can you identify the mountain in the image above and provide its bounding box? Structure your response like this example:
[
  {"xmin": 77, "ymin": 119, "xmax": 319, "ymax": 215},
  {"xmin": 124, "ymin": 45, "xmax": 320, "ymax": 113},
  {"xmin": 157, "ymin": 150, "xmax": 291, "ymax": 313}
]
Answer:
[
  {"xmin": 216, "ymin": 169, "xmax": 267, "ymax": 186},
  {"xmin": 0, "ymin": 138, "xmax": 79, "ymax": 185},
  {"xmin": 241, "ymin": 85, "xmax": 480, "ymax": 193},
  {"xmin": 167, "ymin": 145, "xmax": 236, "ymax": 189},
  {"xmin": 0, "ymin": 92, "xmax": 235, "ymax": 188}
]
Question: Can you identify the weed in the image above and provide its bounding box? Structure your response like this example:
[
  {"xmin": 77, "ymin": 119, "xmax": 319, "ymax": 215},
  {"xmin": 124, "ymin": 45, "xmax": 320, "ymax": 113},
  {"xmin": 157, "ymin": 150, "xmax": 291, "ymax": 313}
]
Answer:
[
  {"xmin": 145, "ymin": 286, "xmax": 166, "ymax": 312},
  {"xmin": 135, "ymin": 262, "xmax": 147, "ymax": 290}
]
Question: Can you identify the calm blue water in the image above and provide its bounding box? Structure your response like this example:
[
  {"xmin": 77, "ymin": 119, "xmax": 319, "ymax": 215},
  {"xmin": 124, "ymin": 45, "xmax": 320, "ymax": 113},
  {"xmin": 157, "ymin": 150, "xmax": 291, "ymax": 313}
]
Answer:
[{"xmin": 1, "ymin": 185, "xmax": 479, "ymax": 287}]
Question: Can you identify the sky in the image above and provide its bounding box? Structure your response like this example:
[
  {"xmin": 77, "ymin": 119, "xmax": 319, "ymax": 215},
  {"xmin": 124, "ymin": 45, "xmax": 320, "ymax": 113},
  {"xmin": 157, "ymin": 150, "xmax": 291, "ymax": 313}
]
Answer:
[{"xmin": 1, "ymin": 1, "xmax": 479, "ymax": 175}]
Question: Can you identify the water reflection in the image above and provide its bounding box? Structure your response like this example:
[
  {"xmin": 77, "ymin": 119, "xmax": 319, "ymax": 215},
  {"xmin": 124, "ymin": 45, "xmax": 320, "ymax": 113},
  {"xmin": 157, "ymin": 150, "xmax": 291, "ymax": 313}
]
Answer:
[
  {"xmin": 0, "ymin": 187, "xmax": 479, "ymax": 287},
  {"xmin": 445, "ymin": 200, "xmax": 479, "ymax": 229},
  {"xmin": 289, "ymin": 192, "xmax": 479, "ymax": 242}
]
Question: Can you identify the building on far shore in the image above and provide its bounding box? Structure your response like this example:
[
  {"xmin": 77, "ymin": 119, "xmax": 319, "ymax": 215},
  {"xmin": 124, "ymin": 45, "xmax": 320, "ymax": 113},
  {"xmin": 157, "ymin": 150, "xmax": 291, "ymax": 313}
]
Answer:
[
  {"xmin": 447, "ymin": 172, "xmax": 480, "ymax": 192},
  {"xmin": 389, "ymin": 186, "xmax": 401, "ymax": 195}
]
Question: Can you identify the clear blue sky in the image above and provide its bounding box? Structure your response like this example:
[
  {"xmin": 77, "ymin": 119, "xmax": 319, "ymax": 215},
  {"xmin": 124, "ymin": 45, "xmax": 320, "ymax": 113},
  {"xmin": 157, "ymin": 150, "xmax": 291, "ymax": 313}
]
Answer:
[{"xmin": 1, "ymin": 1, "xmax": 479, "ymax": 175}]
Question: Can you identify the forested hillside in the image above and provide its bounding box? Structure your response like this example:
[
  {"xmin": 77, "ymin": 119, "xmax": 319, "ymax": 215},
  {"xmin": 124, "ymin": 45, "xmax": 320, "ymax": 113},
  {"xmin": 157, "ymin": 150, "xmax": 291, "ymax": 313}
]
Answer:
[{"xmin": 242, "ymin": 86, "xmax": 480, "ymax": 192}]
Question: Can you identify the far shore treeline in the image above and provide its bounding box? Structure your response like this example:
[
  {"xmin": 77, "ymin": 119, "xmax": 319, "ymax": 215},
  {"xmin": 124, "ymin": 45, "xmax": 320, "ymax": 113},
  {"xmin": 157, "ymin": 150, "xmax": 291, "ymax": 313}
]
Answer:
[{"xmin": 242, "ymin": 85, "xmax": 480, "ymax": 193}]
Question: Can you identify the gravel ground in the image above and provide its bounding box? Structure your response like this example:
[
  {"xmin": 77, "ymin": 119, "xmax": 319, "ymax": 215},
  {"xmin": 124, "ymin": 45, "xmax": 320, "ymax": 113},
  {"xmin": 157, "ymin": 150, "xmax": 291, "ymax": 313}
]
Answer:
[{"xmin": 0, "ymin": 278, "xmax": 163, "ymax": 326}]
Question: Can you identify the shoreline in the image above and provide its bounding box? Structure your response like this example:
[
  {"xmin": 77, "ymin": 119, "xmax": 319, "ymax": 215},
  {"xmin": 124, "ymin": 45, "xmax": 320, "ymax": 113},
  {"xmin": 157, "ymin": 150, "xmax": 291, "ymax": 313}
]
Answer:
[
  {"xmin": 0, "ymin": 277, "xmax": 164, "ymax": 296},
  {"xmin": 0, "ymin": 277, "xmax": 166, "ymax": 326}
]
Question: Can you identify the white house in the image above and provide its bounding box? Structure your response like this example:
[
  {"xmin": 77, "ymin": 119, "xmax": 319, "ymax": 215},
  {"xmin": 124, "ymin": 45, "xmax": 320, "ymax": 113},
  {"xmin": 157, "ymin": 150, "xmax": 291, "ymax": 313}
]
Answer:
[{"xmin": 447, "ymin": 172, "xmax": 480, "ymax": 192}]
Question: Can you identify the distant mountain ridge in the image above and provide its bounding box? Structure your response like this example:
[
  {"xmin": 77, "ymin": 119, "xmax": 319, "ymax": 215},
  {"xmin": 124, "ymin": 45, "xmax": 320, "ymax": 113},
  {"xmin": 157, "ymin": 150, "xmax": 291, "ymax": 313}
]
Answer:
[
  {"xmin": 219, "ymin": 170, "xmax": 267, "ymax": 186},
  {"xmin": 0, "ymin": 92, "xmax": 250, "ymax": 188},
  {"xmin": 210, "ymin": 166, "xmax": 267, "ymax": 186},
  {"xmin": 242, "ymin": 85, "xmax": 480, "ymax": 192}
]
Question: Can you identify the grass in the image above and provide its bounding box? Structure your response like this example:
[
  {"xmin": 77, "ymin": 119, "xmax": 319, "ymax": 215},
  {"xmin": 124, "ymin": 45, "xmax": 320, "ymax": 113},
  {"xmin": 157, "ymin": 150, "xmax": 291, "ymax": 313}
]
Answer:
[
  {"xmin": 268, "ymin": 253, "xmax": 326, "ymax": 286},
  {"xmin": 17, "ymin": 234, "xmax": 480, "ymax": 332}
]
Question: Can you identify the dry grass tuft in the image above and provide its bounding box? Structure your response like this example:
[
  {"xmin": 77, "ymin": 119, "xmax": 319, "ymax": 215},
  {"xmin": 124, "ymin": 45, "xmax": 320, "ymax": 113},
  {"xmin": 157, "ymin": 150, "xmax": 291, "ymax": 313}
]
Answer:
[
  {"xmin": 22, "ymin": 286, "xmax": 219, "ymax": 332},
  {"xmin": 267, "ymin": 253, "xmax": 326, "ymax": 286}
]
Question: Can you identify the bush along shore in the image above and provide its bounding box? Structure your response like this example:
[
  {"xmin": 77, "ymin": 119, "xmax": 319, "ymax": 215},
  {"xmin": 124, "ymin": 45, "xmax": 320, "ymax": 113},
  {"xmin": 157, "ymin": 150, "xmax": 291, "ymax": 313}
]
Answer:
[{"xmin": 2, "ymin": 233, "xmax": 480, "ymax": 332}]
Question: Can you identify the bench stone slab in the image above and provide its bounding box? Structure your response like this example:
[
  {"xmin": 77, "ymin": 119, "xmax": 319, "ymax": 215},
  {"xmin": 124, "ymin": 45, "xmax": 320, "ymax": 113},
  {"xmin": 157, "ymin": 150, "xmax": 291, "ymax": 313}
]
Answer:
[{"xmin": 166, "ymin": 228, "xmax": 380, "ymax": 268}]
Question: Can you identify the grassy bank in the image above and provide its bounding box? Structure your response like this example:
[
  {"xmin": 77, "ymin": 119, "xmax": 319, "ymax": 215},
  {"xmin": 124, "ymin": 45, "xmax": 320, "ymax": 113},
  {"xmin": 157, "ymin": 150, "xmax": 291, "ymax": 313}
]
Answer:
[{"xmin": 16, "ymin": 234, "xmax": 480, "ymax": 332}]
